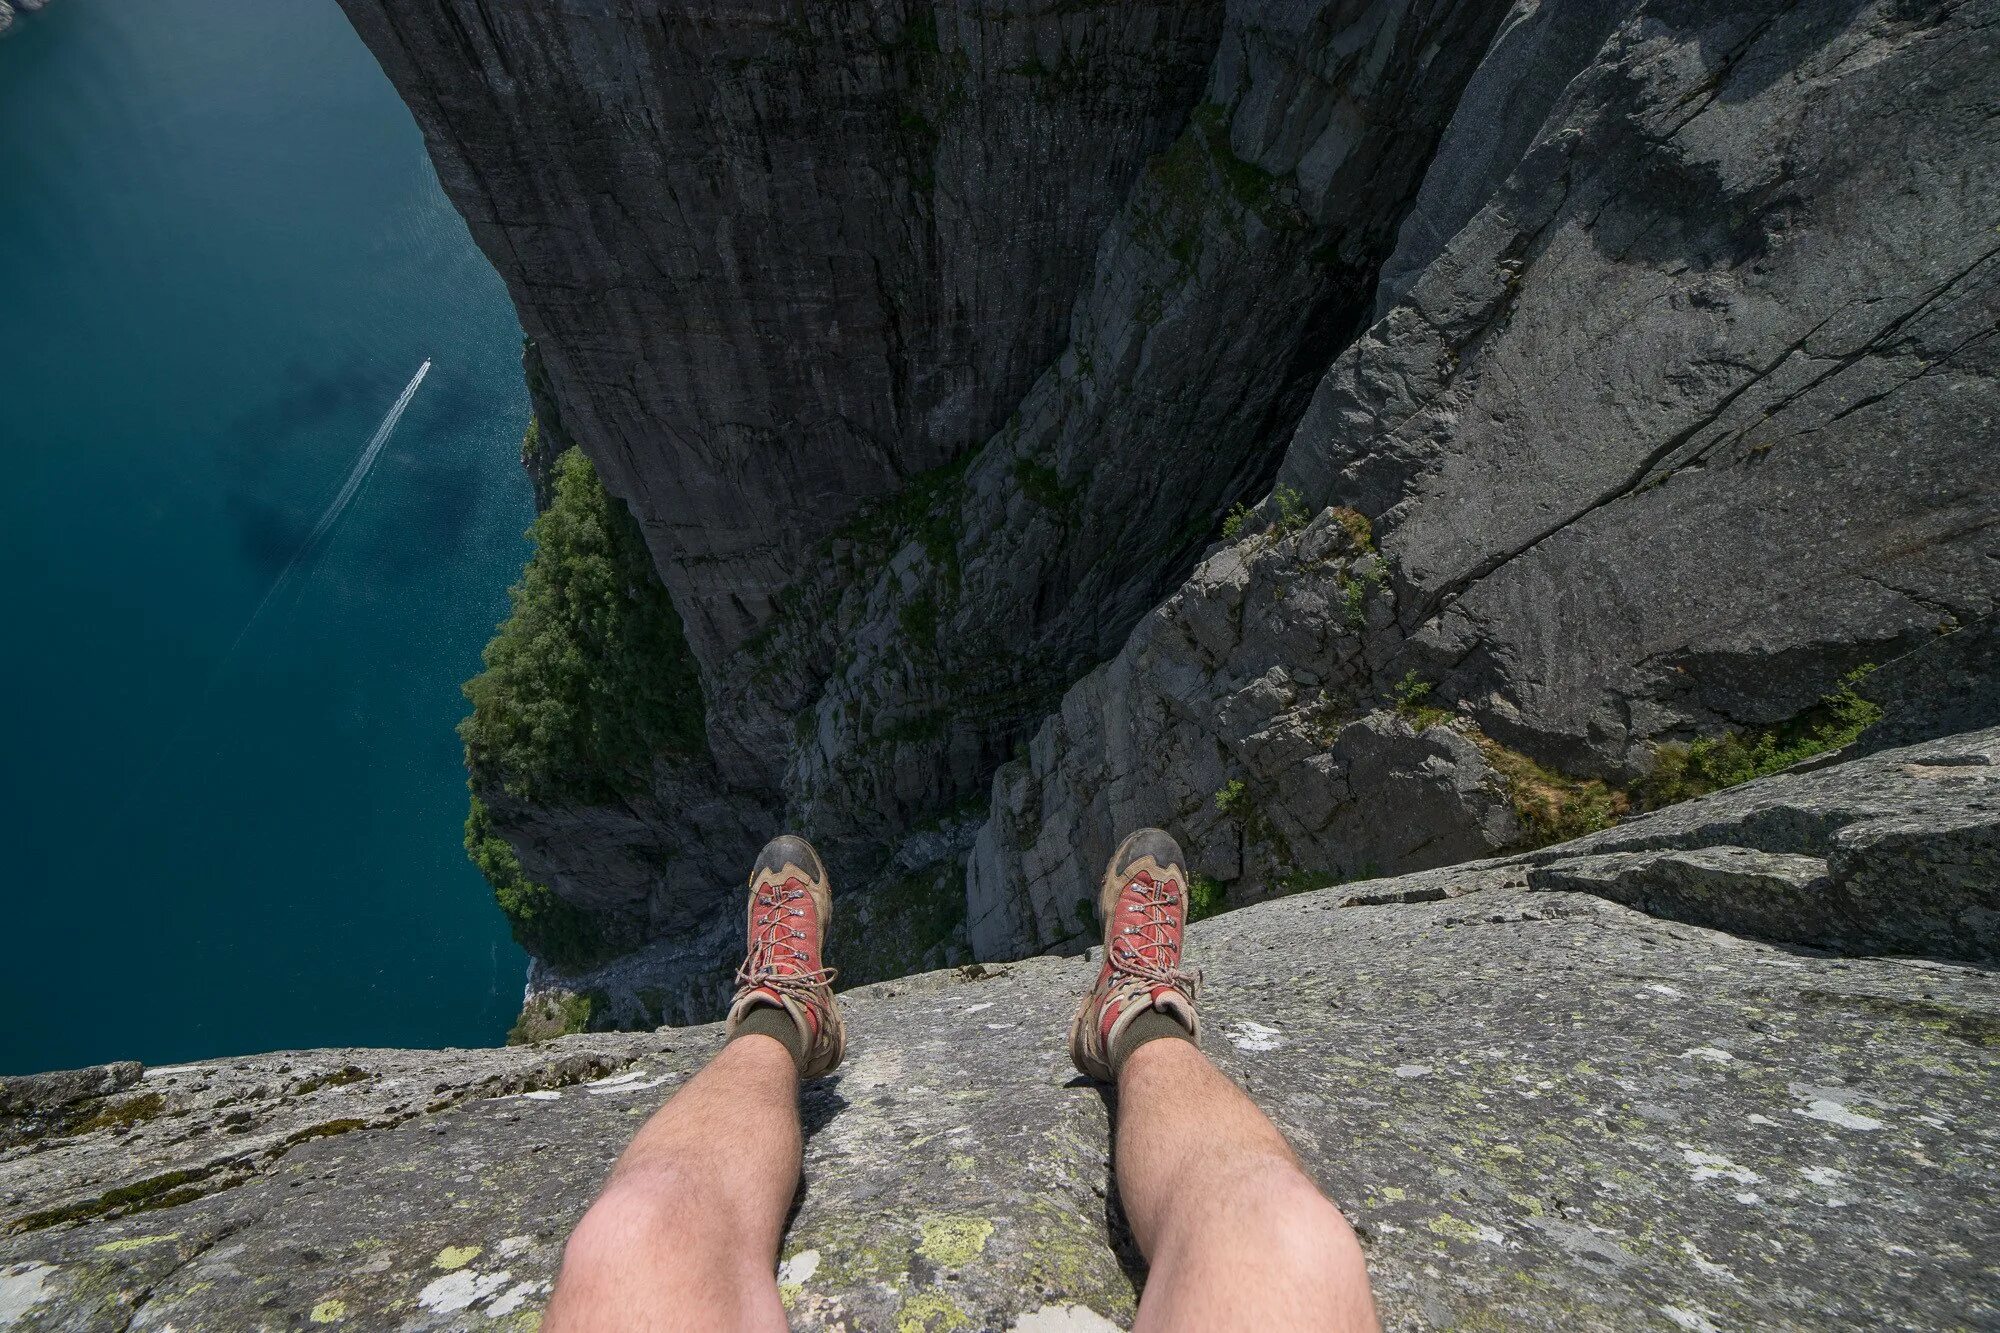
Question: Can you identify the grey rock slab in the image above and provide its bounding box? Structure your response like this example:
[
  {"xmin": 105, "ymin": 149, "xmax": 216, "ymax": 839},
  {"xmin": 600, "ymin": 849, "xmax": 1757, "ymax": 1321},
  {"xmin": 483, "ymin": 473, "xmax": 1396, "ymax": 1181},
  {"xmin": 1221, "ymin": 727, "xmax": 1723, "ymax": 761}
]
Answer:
[
  {"xmin": 966, "ymin": 502, "xmax": 1524, "ymax": 961},
  {"xmin": 1282, "ymin": 0, "xmax": 2000, "ymax": 771},
  {"xmin": 0, "ymin": 1039, "xmax": 664, "ymax": 1238},
  {"xmin": 1829, "ymin": 806, "xmax": 2000, "ymax": 963},
  {"xmin": 1527, "ymin": 847, "xmax": 1840, "ymax": 950},
  {"xmin": 5, "ymin": 888, "xmax": 1996, "ymax": 1330},
  {"xmin": 0, "ymin": 1064, "xmax": 141, "ymax": 1120},
  {"xmin": 1373, "ymin": 0, "xmax": 1632, "ymax": 318}
]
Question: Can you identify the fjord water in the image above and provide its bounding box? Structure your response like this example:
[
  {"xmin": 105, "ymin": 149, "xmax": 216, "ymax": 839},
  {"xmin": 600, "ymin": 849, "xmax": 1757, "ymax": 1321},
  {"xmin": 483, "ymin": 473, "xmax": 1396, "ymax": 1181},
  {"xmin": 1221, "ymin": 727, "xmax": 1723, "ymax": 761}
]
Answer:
[{"xmin": 0, "ymin": 0, "xmax": 532, "ymax": 1072}]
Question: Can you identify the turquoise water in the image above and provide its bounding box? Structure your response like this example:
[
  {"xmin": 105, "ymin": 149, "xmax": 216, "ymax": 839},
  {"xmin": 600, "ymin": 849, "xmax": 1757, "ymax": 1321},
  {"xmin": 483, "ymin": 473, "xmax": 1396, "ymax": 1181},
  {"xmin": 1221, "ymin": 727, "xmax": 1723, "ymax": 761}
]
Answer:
[{"xmin": 0, "ymin": 0, "xmax": 532, "ymax": 1073}]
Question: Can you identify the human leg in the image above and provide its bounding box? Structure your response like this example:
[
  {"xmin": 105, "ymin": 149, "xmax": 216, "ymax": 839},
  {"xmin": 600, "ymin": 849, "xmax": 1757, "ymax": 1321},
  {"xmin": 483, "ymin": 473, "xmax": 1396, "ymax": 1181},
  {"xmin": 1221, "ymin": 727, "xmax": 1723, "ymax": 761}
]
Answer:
[
  {"xmin": 1115, "ymin": 1039, "xmax": 1377, "ymax": 1332},
  {"xmin": 1070, "ymin": 828, "xmax": 1378, "ymax": 1333},
  {"xmin": 543, "ymin": 1034, "xmax": 802, "ymax": 1331},
  {"xmin": 545, "ymin": 835, "xmax": 844, "ymax": 1332}
]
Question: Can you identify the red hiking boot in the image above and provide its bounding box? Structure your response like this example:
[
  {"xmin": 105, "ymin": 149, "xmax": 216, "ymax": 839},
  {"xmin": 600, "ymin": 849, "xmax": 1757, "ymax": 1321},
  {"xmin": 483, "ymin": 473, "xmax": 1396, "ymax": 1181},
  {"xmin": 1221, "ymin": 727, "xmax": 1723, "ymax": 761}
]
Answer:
[
  {"xmin": 724, "ymin": 834, "xmax": 845, "ymax": 1079},
  {"xmin": 1069, "ymin": 828, "xmax": 1202, "ymax": 1081}
]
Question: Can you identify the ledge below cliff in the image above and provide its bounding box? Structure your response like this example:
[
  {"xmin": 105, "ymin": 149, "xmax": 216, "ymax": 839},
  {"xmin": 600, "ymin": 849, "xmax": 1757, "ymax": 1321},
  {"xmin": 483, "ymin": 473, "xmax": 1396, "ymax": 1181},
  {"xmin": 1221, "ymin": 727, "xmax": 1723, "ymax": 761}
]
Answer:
[{"xmin": 5, "ymin": 732, "xmax": 1996, "ymax": 1330}]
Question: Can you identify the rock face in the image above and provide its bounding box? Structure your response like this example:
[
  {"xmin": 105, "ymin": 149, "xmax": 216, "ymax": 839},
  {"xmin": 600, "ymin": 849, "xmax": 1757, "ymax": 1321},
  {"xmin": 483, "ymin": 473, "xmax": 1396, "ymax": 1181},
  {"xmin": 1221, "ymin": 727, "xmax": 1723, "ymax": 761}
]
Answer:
[
  {"xmin": 968, "ymin": 0, "xmax": 2000, "ymax": 957},
  {"xmin": 336, "ymin": 0, "xmax": 1220, "ymax": 663},
  {"xmin": 6, "ymin": 740, "xmax": 1999, "ymax": 1330},
  {"xmin": 338, "ymin": 0, "xmax": 1997, "ymax": 1018}
]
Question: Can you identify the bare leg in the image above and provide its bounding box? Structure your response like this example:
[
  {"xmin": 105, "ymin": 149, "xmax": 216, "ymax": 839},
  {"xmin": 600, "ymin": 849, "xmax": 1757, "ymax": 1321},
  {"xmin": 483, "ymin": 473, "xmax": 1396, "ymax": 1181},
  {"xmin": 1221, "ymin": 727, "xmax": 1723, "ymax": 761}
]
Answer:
[
  {"xmin": 1116, "ymin": 1039, "xmax": 1379, "ymax": 1333},
  {"xmin": 544, "ymin": 1034, "xmax": 801, "ymax": 1333}
]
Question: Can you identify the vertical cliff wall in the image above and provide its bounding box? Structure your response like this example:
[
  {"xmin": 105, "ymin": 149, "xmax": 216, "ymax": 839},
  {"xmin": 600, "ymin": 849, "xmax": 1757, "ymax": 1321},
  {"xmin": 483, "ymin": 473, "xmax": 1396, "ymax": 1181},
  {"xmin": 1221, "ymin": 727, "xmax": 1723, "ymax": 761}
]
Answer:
[
  {"xmin": 342, "ymin": 0, "xmax": 1516, "ymax": 1021},
  {"xmin": 338, "ymin": 0, "xmax": 1227, "ymax": 667},
  {"xmin": 342, "ymin": 0, "xmax": 1995, "ymax": 1025}
]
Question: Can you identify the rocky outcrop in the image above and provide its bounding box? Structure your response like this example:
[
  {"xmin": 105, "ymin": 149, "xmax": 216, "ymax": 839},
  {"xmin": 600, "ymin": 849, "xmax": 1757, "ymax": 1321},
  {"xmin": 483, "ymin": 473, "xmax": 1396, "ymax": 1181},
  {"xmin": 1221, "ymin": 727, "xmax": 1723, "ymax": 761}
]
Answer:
[
  {"xmin": 968, "ymin": 0, "xmax": 2000, "ymax": 956},
  {"xmin": 341, "ymin": 0, "xmax": 1996, "ymax": 1019},
  {"xmin": 6, "ymin": 738, "xmax": 1999, "ymax": 1329}
]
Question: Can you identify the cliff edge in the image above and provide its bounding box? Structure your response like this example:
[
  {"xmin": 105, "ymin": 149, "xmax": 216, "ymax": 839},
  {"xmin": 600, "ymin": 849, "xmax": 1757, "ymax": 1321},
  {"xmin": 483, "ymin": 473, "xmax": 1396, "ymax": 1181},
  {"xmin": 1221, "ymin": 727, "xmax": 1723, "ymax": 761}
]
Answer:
[{"xmin": 5, "ymin": 730, "xmax": 1995, "ymax": 1330}]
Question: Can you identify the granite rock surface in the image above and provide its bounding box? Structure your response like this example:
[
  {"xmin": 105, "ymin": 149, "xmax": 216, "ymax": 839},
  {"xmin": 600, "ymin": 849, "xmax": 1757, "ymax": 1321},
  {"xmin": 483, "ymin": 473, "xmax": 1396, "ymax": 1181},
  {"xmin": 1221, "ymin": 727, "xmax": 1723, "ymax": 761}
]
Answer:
[
  {"xmin": 336, "ymin": 0, "xmax": 1517, "ymax": 1008},
  {"xmin": 968, "ymin": 0, "xmax": 2000, "ymax": 954},
  {"xmin": 5, "ymin": 824, "xmax": 1998, "ymax": 1329}
]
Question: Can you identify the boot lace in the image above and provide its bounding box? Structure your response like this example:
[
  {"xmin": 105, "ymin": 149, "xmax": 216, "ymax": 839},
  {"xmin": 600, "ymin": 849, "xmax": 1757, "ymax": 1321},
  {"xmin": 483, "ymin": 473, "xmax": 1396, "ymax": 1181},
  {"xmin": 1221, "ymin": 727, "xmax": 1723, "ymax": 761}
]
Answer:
[
  {"xmin": 1107, "ymin": 874, "xmax": 1201, "ymax": 999},
  {"xmin": 735, "ymin": 879, "xmax": 837, "ymax": 1015}
]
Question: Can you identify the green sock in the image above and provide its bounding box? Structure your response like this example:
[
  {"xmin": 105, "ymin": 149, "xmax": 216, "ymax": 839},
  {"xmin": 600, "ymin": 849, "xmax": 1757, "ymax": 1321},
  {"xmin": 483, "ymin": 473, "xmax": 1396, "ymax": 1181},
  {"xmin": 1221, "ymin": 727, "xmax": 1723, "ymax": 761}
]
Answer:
[
  {"xmin": 1111, "ymin": 1007, "xmax": 1196, "ymax": 1076},
  {"xmin": 731, "ymin": 1003, "xmax": 806, "ymax": 1069}
]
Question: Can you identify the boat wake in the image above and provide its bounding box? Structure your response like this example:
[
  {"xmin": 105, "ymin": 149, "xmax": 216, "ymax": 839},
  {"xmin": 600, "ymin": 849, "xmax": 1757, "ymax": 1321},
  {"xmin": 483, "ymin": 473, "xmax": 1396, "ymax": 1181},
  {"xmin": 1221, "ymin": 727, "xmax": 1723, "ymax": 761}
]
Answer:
[{"xmin": 223, "ymin": 357, "xmax": 431, "ymax": 654}]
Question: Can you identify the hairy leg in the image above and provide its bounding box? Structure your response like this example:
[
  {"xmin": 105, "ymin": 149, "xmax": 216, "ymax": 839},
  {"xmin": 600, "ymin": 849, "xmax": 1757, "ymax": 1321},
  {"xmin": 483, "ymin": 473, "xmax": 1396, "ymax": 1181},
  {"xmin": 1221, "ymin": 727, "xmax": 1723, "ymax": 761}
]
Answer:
[
  {"xmin": 544, "ymin": 1034, "xmax": 801, "ymax": 1333},
  {"xmin": 1116, "ymin": 1038, "xmax": 1378, "ymax": 1333}
]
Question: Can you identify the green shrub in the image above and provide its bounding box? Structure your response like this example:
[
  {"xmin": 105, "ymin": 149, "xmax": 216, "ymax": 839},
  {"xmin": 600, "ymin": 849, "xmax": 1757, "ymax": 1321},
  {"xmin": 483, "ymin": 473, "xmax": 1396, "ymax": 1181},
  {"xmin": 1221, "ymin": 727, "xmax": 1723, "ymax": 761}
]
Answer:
[
  {"xmin": 1221, "ymin": 502, "xmax": 1254, "ymax": 541},
  {"xmin": 1273, "ymin": 484, "xmax": 1310, "ymax": 535},
  {"xmin": 1392, "ymin": 671, "xmax": 1431, "ymax": 710},
  {"xmin": 1639, "ymin": 666, "xmax": 1882, "ymax": 807},
  {"xmin": 1392, "ymin": 671, "xmax": 1454, "ymax": 731},
  {"xmin": 1187, "ymin": 874, "xmax": 1227, "ymax": 923},
  {"xmin": 1214, "ymin": 779, "xmax": 1248, "ymax": 815},
  {"xmin": 461, "ymin": 443, "xmax": 706, "ymax": 804},
  {"xmin": 1341, "ymin": 576, "xmax": 1366, "ymax": 628}
]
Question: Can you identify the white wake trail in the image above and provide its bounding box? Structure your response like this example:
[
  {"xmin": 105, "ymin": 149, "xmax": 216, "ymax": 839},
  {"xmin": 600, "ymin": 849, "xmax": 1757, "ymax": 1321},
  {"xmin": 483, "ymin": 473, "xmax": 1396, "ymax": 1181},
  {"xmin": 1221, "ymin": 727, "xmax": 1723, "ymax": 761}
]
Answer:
[
  {"xmin": 222, "ymin": 358, "xmax": 430, "ymax": 655},
  {"xmin": 298, "ymin": 358, "xmax": 429, "ymax": 555}
]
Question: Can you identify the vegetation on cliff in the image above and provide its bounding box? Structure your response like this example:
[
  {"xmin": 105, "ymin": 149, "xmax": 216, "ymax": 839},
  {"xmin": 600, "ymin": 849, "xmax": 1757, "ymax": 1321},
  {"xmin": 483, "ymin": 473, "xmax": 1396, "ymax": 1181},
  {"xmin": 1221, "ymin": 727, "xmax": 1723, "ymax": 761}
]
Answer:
[
  {"xmin": 459, "ymin": 438, "xmax": 707, "ymax": 970},
  {"xmin": 460, "ymin": 441, "xmax": 706, "ymax": 805},
  {"xmin": 1639, "ymin": 666, "xmax": 1883, "ymax": 808}
]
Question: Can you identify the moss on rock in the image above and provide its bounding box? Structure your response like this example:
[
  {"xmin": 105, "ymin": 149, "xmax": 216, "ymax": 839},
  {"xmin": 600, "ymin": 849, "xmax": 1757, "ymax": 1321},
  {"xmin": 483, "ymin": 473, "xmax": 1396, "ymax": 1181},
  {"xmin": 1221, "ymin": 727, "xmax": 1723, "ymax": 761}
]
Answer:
[{"xmin": 507, "ymin": 990, "xmax": 609, "ymax": 1046}]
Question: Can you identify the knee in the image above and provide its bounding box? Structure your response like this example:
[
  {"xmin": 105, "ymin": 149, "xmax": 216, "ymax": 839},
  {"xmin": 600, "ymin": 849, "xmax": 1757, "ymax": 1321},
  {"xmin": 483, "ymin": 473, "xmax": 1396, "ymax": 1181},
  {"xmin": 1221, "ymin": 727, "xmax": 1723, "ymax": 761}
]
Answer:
[
  {"xmin": 1210, "ymin": 1155, "xmax": 1364, "ymax": 1263},
  {"xmin": 563, "ymin": 1170, "xmax": 717, "ymax": 1275},
  {"xmin": 562, "ymin": 1183, "xmax": 667, "ymax": 1278}
]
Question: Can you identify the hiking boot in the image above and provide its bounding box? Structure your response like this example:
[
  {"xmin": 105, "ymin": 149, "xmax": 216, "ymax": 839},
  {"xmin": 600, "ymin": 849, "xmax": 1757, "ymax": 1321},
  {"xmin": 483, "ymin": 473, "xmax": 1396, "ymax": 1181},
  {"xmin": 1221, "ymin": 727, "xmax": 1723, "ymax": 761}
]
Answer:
[
  {"xmin": 724, "ymin": 834, "xmax": 845, "ymax": 1079},
  {"xmin": 1069, "ymin": 828, "xmax": 1202, "ymax": 1082}
]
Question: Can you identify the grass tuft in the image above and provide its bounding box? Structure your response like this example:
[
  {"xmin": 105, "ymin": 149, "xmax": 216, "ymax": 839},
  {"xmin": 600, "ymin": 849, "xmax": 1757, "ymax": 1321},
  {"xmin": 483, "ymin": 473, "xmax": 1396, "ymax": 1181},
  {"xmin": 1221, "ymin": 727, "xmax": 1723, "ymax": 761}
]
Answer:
[{"xmin": 1638, "ymin": 666, "xmax": 1882, "ymax": 807}]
